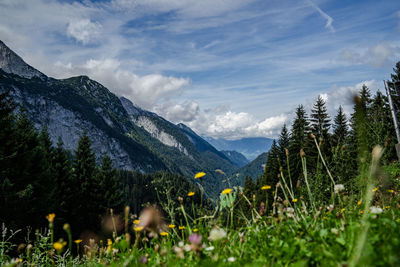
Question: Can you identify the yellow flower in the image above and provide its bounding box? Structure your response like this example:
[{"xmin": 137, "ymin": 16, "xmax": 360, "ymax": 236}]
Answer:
[
  {"xmin": 341, "ymin": 208, "xmax": 346, "ymax": 213},
  {"xmin": 46, "ymin": 213, "xmax": 56, "ymax": 223},
  {"xmin": 357, "ymin": 200, "xmax": 362, "ymax": 206},
  {"xmin": 187, "ymin": 192, "xmax": 195, "ymax": 197},
  {"xmin": 74, "ymin": 239, "xmax": 82, "ymax": 244},
  {"xmin": 387, "ymin": 189, "xmax": 395, "ymax": 193},
  {"xmin": 372, "ymin": 187, "xmax": 378, "ymax": 192},
  {"xmin": 134, "ymin": 226, "xmax": 144, "ymax": 232},
  {"xmin": 133, "ymin": 219, "xmax": 140, "ymax": 225},
  {"xmin": 160, "ymin": 232, "xmax": 169, "ymax": 236},
  {"xmin": 292, "ymin": 198, "xmax": 298, "ymax": 203},
  {"xmin": 193, "ymin": 228, "xmax": 198, "ymax": 232},
  {"xmin": 194, "ymin": 172, "xmax": 206, "ymax": 179},
  {"xmin": 53, "ymin": 241, "xmax": 66, "ymax": 252},
  {"xmin": 360, "ymin": 210, "xmax": 364, "ymax": 214},
  {"xmin": 179, "ymin": 226, "xmax": 186, "ymax": 230},
  {"xmin": 261, "ymin": 185, "xmax": 271, "ymax": 190},
  {"xmin": 385, "ymin": 206, "xmax": 390, "ymax": 209},
  {"xmin": 221, "ymin": 188, "xmax": 233, "ymax": 194},
  {"xmin": 107, "ymin": 239, "xmax": 113, "ymax": 246},
  {"xmin": 168, "ymin": 224, "xmax": 176, "ymax": 229}
]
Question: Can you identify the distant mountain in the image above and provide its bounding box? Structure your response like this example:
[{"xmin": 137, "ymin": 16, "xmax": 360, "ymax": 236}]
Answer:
[
  {"xmin": 221, "ymin": 150, "xmax": 249, "ymax": 167},
  {"xmin": 0, "ymin": 40, "xmax": 240, "ymax": 197},
  {"xmin": 204, "ymin": 137, "xmax": 273, "ymax": 160},
  {"xmin": 230, "ymin": 152, "xmax": 268, "ymax": 184}
]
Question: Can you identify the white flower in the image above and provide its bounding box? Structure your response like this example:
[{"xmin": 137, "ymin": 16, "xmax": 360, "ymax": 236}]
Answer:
[
  {"xmin": 205, "ymin": 246, "xmax": 215, "ymax": 251},
  {"xmin": 228, "ymin": 257, "xmax": 235, "ymax": 262},
  {"xmin": 178, "ymin": 241, "xmax": 184, "ymax": 247},
  {"xmin": 369, "ymin": 206, "xmax": 383, "ymax": 214},
  {"xmin": 334, "ymin": 184, "xmax": 345, "ymax": 194},
  {"xmin": 331, "ymin": 228, "xmax": 339, "ymax": 235},
  {"xmin": 209, "ymin": 228, "xmax": 227, "ymax": 241}
]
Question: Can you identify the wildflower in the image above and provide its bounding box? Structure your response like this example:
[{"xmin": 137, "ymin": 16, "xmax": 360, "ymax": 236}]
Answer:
[
  {"xmin": 360, "ymin": 210, "xmax": 364, "ymax": 214},
  {"xmin": 228, "ymin": 257, "xmax": 236, "ymax": 262},
  {"xmin": 46, "ymin": 213, "xmax": 55, "ymax": 223},
  {"xmin": 261, "ymin": 185, "xmax": 271, "ymax": 190},
  {"xmin": 194, "ymin": 172, "xmax": 206, "ymax": 179},
  {"xmin": 327, "ymin": 204, "xmax": 334, "ymax": 211},
  {"xmin": 221, "ymin": 188, "xmax": 233, "ymax": 194},
  {"xmin": 179, "ymin": 226, "xmax": 186, "ymax": 230},
  {"xmin": 372, "ymin": 187, "xmax": 378, "ymax": 192},
  {"xmin": 63, "ymin": 223, "xmax": 70, "ymax": 231},
  {"xmin": 340, "ymin": 208, "xmax": 345, "ymax": 213},
  {"xmin": 134, "ymin": 226, "xmax": 144, "ymax": 231},
  {"xmin": 193, "ymin": 228, "xmax": 198, "ymax": 232},
  {"xmin": 53, "ymin": 241, "xmax": 66, "ymax": 252},
  {"xmin": 385, "ymin": 206, "xmax": 390, "ymax": 209},
  {"xmin": 133, "ymin": 219, "xmax": 140, "ymax": 225},
  {"xmin": 189, "ymin": 233, "xmax": 202, "ymax": 245},
  {"xmin": 387, "ymin": 189, "xmax": 395, "ymax": 193},
  {"xmin": 205, "ymin": 246, "xmax": 215, "ymax": 251},
  {"xmin": 292, "ymin": 198, "xmax": 298, "ymax": 203},
  {"xmin": 168, "ymin": 224, "xmax": 176, "ymax": 229},
  {"xmin": 334, "ymin": 184, "xmax": 345, "ymax": 194},
  {"xmin": 160, "ymin": 232, "xmax": 169, "ymax": 236},
  {"xmin": 187, "ymin": 192, "xmax": 195, "ymax": 197},
  {"xmin": 370, "ymin": 206, "xmax": 383, "ymax": 214},
  {"xmin": 357, "ymin": 200, "xmax": 362, "ymax": 205},
  {"xmin": 74, "ymin": 239, "xmax": 82, "ymax": 244},
  {"xmin": 209, "ymin": 228, "xmax": 227, "ymax": 241},
  {"xmin": 331, "ymin": 228, "xmax": 339, "ymax": 235}
]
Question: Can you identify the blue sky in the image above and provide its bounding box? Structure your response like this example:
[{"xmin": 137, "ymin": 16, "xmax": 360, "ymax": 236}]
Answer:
[{"xmin": 0, "ymin": 0, "xmax": 399, "ymax": 139}]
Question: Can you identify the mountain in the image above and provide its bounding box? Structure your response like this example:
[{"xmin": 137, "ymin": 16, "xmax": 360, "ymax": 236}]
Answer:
[
  {"xmin": 0, "ymin": 40, "xmax": 239, "ymax": 197},
  {"xmin": 221, "ymin": 150, "xmax": 249, "ymax": 167},
  {"xmin": 204, "ymin": 137, "xmax": 273, "ymax": 160},
  {"xmin": 230, "ymin": 152, "xmax": 268, "ymax": 184}
]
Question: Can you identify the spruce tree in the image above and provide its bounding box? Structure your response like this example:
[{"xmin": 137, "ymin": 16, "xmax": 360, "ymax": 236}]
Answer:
[
  {"xmin": 332, "ymin": 106, "xmax": 348, "ymax": 148},
  {"xmin": 289, "ymin": 105, "xmax": 310, "ymax": 185},
  {"xmin": 391, "ymin": 61, "xmax": 400, "ymax": 82},
  {"xmin": 97, "ymin": 155, "xmax": 123, "ymax": 212}
]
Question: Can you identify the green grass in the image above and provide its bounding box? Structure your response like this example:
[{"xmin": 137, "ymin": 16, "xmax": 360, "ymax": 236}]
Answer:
[{"xmin": 1, "ymin": 147, "xmax": 400, "ymax": 267}]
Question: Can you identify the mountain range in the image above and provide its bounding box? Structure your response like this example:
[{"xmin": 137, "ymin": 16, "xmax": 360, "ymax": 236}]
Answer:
[
  {"xmin": 0, "ymin": 40, "xmax": 271, "ymax": 196},
  {"xmin": 204, "ymin": 137, "xmax": 273, "ymax": 160}
]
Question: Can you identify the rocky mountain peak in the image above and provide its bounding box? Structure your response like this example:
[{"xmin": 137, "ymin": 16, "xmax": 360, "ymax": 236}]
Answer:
[{"xmin": 0, "ymin": 40, "xmax": 46, "ymax": 79}]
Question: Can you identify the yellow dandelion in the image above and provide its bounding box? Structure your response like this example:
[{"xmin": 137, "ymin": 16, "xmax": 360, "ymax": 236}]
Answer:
[
  {"xmin": 107, "ymin": 239, "xmax": 112, "ymax": 246},
  {"xmin": 133, "ymin": 219, "xmax": 140, "ymax": 225},
  {"xmin": 385, "ymin": 205, "xmax": 390, "ymax": 209},
  {"xmin": 341, "ymin": 208, "xmax": 345, "ymax": 213},
  {"xmin": 372, "ymin": 187, "xmax": 378, "ymax": 192},
  {"xmin": 387, "ymin": 189, "xmax": 395, "ymax": 193},
  {"xmin": 193, "ymin": 228, "xmax": 198, "ymax": 232},
  {"xmin": 74, "ymin": 239, "xmax": 82, "ymax": 244},
  {"xmin": 53, "ymin": 241, "xmax": 66, "ymax": 252},
  {"xmin": 221, "ymin": 188, "xmax": 233, "ymax": 194},
  {"xmin": 160, "ymin": 232, "xmax": 169, "ymax": 236},
  {"xmin": 179, "ymin": 226, "xmax": 186, "ymax": 230},
  {"xmin": 46, "ymin": 213, "xmax": 56, "ymax": 223},
  {"xmin": 357, "ymin": 200, "xmax": 362, "ymax": 205},
  {"xmin": 168, "ymin": 224, "xmax": 176, "ymax": 229},
  {"xmin": 194, "ymin": 172, "xmax": 206, "ymax": 179},
  {"xmin": 134, "ymin": 226, "xmax": 144, "ymax": 232},
  {"xmin": 292, "ymin": 198, "xmax": 298, "ymax": 203},
  {"xmin": 261, "ymin": 185, "xmax": 271, "ymax": 190},
  {"xmin": 187, "ymin": 192, "xmax": 195, "ymax": 197}
]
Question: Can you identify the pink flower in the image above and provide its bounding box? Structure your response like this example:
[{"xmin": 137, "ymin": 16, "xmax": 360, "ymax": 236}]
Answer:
[{"xmin": 189, "ymin": 233, "xmax": 202, "ymax": 245}]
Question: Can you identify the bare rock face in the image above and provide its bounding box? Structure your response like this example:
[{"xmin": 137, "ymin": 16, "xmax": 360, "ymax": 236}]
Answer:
[{"xmin": 0, "ymin": 40, "xmax": 46, "ymax": 79}]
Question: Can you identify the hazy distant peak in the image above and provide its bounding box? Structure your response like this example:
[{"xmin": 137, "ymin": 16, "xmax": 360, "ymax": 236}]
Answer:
[{"xmin": 0, "ymin": 40, "xmax": 46, "ymax": 80}]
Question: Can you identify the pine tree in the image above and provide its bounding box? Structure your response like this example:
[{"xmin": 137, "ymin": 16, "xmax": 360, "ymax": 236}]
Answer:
[
  {"xmin": 310, "ymin": 95, "xmax": 331, "ymax": 147},
  {"xmin": 289, "ymin": 105, "xmax": 310, "ymax": 185},
  {"xmin": 391, "ymin": 61, "xmax": 400, "ymax": 82},
  {"xmin": 278, "ymin": 124, "xmax": 290, "ymax": 162},
  {"xmin": 332, "ymin": 106, "xmax": 348, "ymax": 148},
  {"xmin": 97, "ymin": 155, "xmax": 123, "ymax": 212}
]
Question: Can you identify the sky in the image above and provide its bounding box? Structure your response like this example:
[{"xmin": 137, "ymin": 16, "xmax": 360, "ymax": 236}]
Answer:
[{"xmin": 0, "ymin": 0, "xmax": 399, "ymax": 139}]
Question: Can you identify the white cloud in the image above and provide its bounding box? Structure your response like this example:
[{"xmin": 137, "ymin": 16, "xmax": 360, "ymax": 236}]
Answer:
[
  {"xmin": 55, "ymin": 58, "xmax": 190, "ymax": 109},
  {"xmin": 338, "ymin": 43, "xmax": 398, "ymax": 68},
  {"xmin": 67, "ymin": 19, "xmax": 102, "ymax": 44},
  {"xmin": 155, "ymin": 101, "xmax": 200, "ymax": 122},
  {"xmin": 367, "ymin": 43, "xmax": 394, "ymax": 67}
]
